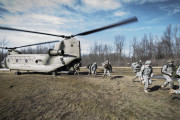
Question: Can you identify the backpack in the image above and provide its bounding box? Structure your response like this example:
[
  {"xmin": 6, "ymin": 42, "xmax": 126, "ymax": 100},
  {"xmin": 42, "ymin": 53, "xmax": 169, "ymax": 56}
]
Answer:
[
  {"xmin": 104, "ymin": 64, "xmax": 108, "ymax": 69},
  {"xmin": 161, "ymin": 64, "xmax": 167, "ymax": 74}
]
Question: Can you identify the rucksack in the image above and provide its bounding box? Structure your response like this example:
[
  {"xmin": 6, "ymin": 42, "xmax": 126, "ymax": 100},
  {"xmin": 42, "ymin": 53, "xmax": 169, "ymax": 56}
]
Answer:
[{"xmin": 104, "ymin": 64, "xmax": 108, "ymax": 69}]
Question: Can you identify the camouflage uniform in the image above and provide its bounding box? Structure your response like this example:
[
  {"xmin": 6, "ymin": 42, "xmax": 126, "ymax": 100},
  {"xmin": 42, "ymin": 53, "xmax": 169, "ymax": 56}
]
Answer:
[
  {"xmin": 87, "ymin": 64, "xmax": 92, "ymax": 75},
  {"xmin": 91, "ymin": 62, "xmax": 97, "ymax": 76},
  {"xmin": 74, "ymin": 63, "xmax": 80, "ymax": 75},
  {"xmin": 132, "ymin": 60, "xmax": 142, "ymax": 82},
  {"xmin": 140, "ymin": 60, "xmax": 153, "ymax": 93},
  {"xmin": 102, "ymin": 61, "xmax": 111, "ymax": 78},
  {"xmin": 131, "ymin": 62, "xmax": 138, "ymax": 73},
  {"xmin": 161, "ymin": 61, "xmax": 174, "ymax": 89},
  {"xmin": 171, "ymin": 66, "xmax": 180, "ymax": 94}
]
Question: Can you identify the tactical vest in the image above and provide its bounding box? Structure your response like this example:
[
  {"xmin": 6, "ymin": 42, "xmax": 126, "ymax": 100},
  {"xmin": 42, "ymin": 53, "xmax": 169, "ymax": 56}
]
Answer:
[
  {"xmin": 161, "ymin": 64, "xmax": 173, "ymax": 76},
  {"xmin": 142, "ymin": 65, "xmax": 152, "ymax": 77}
]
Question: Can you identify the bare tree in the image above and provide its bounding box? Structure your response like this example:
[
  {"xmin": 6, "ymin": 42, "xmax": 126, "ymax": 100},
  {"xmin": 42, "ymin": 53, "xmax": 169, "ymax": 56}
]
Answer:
[
  {"xmin": 174, "ymin": 25, "xmax": 180, "ymax": 57},
  {"xmin": 114, "ymin": 35, "xmax": 125, "ymax": 65},
  {"xmin": 161, "ymin": 25, "xmax": 174, "ymax": 58},
  {"xmin": 82, "ymin": 25, "xmax": 180, "ymax": 66}
]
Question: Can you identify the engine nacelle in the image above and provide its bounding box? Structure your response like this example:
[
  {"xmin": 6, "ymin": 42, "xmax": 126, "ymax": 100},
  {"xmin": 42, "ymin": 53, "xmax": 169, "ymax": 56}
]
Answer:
[
  {"xmin": 48, "ymin": 49, "xmax": 64, "ymax": 56},
  {"xmin": 8, "ymin": 49, "xmax": 22, "ymax": 55}
]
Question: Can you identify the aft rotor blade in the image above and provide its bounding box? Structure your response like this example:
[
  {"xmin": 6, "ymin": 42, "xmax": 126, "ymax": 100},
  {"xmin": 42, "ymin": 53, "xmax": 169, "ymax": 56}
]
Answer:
[
  {"xmin": 0, "ymin": 27, "xmax": 65, "ymax": 38},
  {"xmin": 0, "ymin": 47, "xmax": 14, "ymax": 49},
  {"xmin": 74, "ymin": 16, "xmax": 138, "ymax": 36},
  {"xmin": 0, "ymin": 47, "xmax": 6, "ymax": 49},
  {"xmin": 14, "ymin": 40, "xmax": 59, "ymax": 49}
]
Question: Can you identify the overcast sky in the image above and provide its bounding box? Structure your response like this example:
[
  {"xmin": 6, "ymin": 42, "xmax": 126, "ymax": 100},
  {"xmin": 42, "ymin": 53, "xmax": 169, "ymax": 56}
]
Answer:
[{"xmin": 0, "ymin": 0, "xmax": 180, "ymax": 54}]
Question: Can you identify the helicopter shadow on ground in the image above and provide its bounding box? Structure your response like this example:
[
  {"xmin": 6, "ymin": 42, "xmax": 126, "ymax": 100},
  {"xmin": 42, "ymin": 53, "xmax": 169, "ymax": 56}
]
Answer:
[
  {"xmin": 20, "ymin": 72, "xmax": 50, "ymax": 75},
  {"xmin": 20, "ymin": 71, "xmax": 75, "ymax": 76}
]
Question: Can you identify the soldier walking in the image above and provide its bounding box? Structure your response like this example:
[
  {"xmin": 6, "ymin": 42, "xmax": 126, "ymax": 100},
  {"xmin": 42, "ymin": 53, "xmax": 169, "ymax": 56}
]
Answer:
[
  {"xmin": 161, "ymin": 60, "xmax": 175, "ymax": 90},
  {"xmin": 102, "ymin": 60, "xmax": 112, "ymax": 78},
  {"xmin": 91, "ymin": 62, "xmax": 97, "ymax": 76},
  {"xmin": 170, "ymin": 66, "xmax": 180, "ymax": 95},
  {"xmin": 131, "ymin": 60, "xmax": 142, "ymax": 82},
  {"xmin": 140, "ymin": 60, "xmax": 153, "ymax": 93},
  {"xmin": 87, "ymin": 63, "xmax": 92, "ymax": 75}
]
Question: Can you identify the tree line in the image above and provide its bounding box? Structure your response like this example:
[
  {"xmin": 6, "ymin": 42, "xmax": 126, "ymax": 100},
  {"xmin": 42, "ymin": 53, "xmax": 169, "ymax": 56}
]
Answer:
[
  {"xmin": 0, "ymin": 24, "xmax": 180, "ymax": 67},
  {"xmin": 81, "ymin": 24, "xmax": 180, "ymax": 66}
]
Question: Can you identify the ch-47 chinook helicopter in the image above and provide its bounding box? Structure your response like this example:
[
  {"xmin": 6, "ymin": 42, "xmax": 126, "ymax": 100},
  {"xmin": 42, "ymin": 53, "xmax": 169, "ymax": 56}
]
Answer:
[{"xmin": 0, "ymin": 17, "xmax": 137, "ymax": 75}]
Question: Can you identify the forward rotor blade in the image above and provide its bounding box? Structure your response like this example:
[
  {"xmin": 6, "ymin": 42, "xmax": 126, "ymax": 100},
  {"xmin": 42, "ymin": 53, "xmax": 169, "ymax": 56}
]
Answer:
[
  {"xmin": 14, "ymin": 40, "xmax": 59, "ymax": 49},
  {"xmin": 74, "ymin": 16, "xmax": 138, "ymax": 36},
  {"xmin": 0, "ymin": 27, "xmax": 65, "ymax": 38}
]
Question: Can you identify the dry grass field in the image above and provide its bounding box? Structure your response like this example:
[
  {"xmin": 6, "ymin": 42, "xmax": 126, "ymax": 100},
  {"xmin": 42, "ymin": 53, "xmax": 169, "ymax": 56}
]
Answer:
[{"xmin": 0, "ymin": 67, "xmax": 180, "ymax": 120}]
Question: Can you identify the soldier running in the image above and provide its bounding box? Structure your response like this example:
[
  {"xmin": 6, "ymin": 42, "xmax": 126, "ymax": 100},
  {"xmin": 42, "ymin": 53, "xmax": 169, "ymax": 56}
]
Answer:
[
  {"xmin": 74, "ymin": 63, "xmax": 80, "ymax": 75},
  {"xmin": 102, "ymin": 60, "xmax": 112, "ymax": 78},
  {"xmin": 161, "ymin": 60, "xmax": 175, "ymax": 90},
  {"xmin": 140, "ymin": 60, "xmax": 153, "ymax": 93},
  {"xmin": 131, "ymin": 60, "xmax": 142, "ymax": 82},
  {"xmin": 170, "ymin": 66, "xmax": 180, "ymax": 95}
]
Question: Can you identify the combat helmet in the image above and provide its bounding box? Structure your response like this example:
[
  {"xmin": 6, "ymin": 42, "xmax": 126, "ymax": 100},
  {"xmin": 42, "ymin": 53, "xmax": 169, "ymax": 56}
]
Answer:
[
  {"xmin": 145, "ymin": 60, "xmax": 151, "ymax": 65},
  {"xmin": 167, "ymin": 59, "xmax": 174, "ymax": 63}
]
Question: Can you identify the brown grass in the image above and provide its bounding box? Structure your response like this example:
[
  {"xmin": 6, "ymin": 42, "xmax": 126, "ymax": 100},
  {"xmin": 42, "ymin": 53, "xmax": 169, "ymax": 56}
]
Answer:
[{"xmin": 0, "ymin": 68, "xmax": 180, "ymax": 120}]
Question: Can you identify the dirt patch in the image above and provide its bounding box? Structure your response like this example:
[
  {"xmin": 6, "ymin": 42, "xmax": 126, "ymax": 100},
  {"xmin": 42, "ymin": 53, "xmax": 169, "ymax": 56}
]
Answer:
[{"xmin": 0, "ymin": 68, "xmax": 180, "ymax": 120}]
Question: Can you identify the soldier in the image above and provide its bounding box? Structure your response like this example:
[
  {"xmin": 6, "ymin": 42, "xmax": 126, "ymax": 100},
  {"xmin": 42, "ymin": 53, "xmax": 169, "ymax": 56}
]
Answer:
[
  {"xmin": 87, "ymin": 63, "xmax": 92, "ymax": 75},
  {"xmin": 91, "ymin": 62, "xmax": 97, "ymax": 76},
  {"xmin": 170, "ymin": 66, "xmax": 180, "ymax": 95},
  {"xmin": 161, "ymin": 60, "xmax": 175, "ymax": 90},
  {"xmin": 102, "ymin": 60, "xmax": 112, "ymax": 78},
  {"xmin": 74, "ymin": 63, "xmax": 80, "ymax": 75},
  {"xmin": 140, "ymin": 60, "xmax": 153, "ymax": 93},
  {"xmin": 131, "ymin": 60, "xmax": 142, "ymax": 82}
]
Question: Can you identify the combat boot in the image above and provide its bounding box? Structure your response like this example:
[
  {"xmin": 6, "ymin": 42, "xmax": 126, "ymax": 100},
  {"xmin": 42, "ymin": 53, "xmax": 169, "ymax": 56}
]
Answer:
[
  {"xmin": 169, "ymin": 89, "xmax": 175, "ymax": 95},
  {"xmin": 144, "ymin": 90, "xmax": 148, "ymax": 93},
  {"xmin": 161, "ymin": 85, "xmax": 165, "ymax": 89},
  {"xmin": 141, "ymin": 81, "xmax": 144, "ymax": 85}
]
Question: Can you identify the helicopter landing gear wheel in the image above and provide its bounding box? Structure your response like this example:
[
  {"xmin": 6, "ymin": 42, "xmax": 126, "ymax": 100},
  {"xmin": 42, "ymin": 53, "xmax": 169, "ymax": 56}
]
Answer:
[
  {"xmin": 15, "ymin": 71, "xmax": 21, "ymax": 75},
  {"xmin": 51, "ymin": 71, "xmax": 57, "ymax": 76}
]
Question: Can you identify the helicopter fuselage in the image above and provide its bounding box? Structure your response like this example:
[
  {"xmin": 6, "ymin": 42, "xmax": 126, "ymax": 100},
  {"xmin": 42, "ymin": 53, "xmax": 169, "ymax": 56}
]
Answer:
[{"xmin": 1, "ymin": 38, "xmax": 81, "ymax": 73}]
